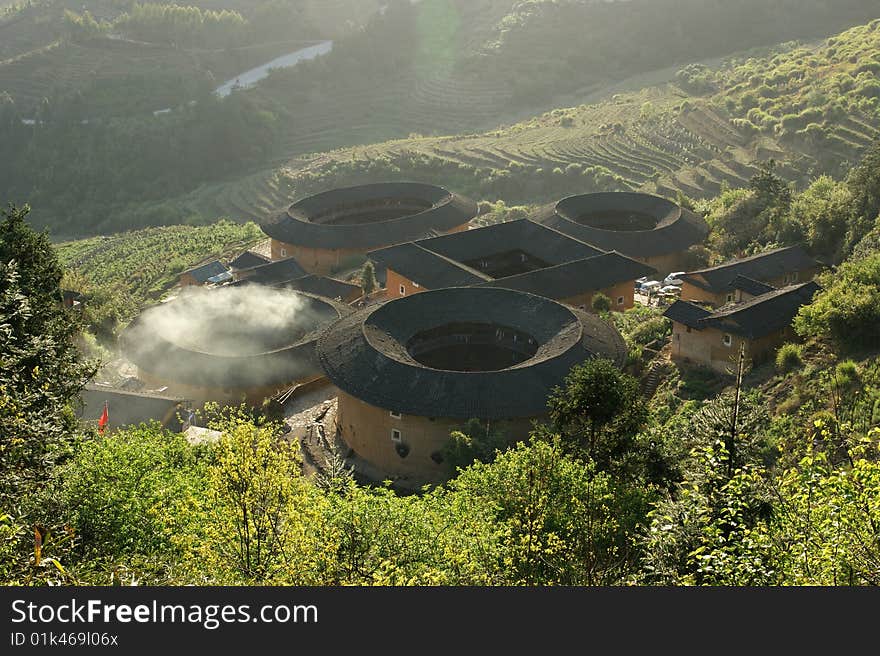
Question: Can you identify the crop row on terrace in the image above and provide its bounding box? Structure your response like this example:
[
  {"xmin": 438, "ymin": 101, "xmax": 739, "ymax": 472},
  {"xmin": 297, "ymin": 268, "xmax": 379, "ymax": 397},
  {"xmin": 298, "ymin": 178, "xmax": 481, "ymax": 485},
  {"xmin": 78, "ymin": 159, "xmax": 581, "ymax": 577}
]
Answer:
[
  {"xmin": 97, "ymin": 18, "xmax": 880, "ymax": 231},
  {"xmin": 57, "ymin": 221, "xmax": 262, "ymax": 303}
]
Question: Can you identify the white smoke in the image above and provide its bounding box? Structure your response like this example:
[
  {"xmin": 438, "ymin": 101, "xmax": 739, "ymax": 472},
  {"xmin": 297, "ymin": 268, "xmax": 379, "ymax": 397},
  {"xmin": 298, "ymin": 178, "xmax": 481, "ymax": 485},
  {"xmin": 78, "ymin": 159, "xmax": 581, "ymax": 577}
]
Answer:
[{"xmin": 139, "ymin": 285, "xmax": 326, "ymax": 356}]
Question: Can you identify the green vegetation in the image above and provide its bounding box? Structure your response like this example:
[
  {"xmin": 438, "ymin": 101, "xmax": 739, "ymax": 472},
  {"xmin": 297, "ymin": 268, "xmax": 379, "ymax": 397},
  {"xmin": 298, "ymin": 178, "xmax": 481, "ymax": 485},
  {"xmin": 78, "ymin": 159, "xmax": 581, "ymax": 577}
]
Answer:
[
  {"xmin": 4, "ymin": 4, "xmax": 880, "ymax": 588},
  {"xmin": 57, "ymin": 220, "xmax": 262, "ymax": 338},
  {"xmin": 794, "ymin": 253, "xmax": 880, "ymax": 350},
  {"xmin": 2, "ymin": 198, "xmax": 880, "ymax": 586},
  {"xmin": 590, "ymin": 292, "xmax": 612, "ymax": 313},
  {"xmin": 7, "ymin": 6, "xmax": 880, "ymax": 237},
  {"xmin": 775, "ymin": 343, "xmax": 804, "ymax": 373}
]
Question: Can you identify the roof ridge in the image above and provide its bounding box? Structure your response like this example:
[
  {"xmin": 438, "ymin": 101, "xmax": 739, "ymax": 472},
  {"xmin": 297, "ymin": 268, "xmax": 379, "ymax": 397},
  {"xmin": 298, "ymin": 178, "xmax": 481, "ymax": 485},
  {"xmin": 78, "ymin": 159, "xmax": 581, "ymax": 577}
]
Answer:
[
  {"xmin": 705, "ymin": 281, "xmax": 818, "ymax": 319},
  {"xmin": 410, "ymin": 242, "xmax": 493, "ymax": 281},
  {"xmin": 686, "ymin": 244, "xmax": 807, "ymax": 275}
]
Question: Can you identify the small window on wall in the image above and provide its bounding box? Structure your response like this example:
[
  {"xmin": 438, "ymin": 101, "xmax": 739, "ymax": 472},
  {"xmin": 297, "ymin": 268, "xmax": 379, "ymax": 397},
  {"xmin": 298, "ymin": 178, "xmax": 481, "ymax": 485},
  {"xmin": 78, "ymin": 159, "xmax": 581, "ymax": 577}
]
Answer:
[
  {"xmin": 723, "ymin": 333, "xmax": 733, "ymax": 347},
  {"xmin": 726, "ymin": 293, "xmax": 734, "ymax": 303},
  {"xmin": 617, "ymin": 296, "xmax": 625, "ymax": 306},
  {"xmin": 399, "ymin": 285, "xmax": 406, "ymax": 296},
  {"xmin": 391, "ymin": 429, "xmax": 402, "ymax": 443},
  {"xmin": 390, "ymin": 410, "xmax": 401, "ymax": 419},
  {"xmin": 280, "ymin": 248, "xmax": 287, "ymax": 258}
]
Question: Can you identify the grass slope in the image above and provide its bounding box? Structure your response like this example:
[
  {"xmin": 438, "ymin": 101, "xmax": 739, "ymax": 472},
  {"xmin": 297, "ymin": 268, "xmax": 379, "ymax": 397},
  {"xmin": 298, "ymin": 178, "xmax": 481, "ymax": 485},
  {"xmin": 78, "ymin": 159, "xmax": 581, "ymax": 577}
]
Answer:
[{"xmin": 148, "ymin": 19, "xmax": 880, "ymax": 226}]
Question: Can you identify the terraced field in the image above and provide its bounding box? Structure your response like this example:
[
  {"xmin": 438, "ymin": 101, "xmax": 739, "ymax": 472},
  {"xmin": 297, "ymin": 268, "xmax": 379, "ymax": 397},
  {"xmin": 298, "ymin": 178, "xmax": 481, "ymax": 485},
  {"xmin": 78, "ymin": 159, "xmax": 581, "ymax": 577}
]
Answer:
[
  {"xmin": 170, "ymin": 19, "xmax": 880, "ymax": 226},
  {"xmin": 56, "ymin": 221, "xmax": 264, "ymax": 317}
]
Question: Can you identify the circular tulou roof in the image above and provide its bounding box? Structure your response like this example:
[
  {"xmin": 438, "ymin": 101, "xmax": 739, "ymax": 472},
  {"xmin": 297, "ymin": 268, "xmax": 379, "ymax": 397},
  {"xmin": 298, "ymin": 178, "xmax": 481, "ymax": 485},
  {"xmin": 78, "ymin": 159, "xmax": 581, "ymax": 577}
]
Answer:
[
  {"xmin": 534, "ymin": 192, "xmax": 708, "ymax": 257},
  {"xmin": 261, "ymin": 182, "xmax": 478, "ymax": 250},
  {"xmin": 317, "ymin": 287, "xmax": 627, "ymax": 419},
  {"xmin": 123, "ymin": 288, "xmax": 350, "ymax": 390}
]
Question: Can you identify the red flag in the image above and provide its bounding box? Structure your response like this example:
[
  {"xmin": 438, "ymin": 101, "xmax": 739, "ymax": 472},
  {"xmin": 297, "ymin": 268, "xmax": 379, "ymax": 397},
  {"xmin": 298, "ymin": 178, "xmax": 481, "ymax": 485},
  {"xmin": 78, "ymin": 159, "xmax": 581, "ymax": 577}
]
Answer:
[{"xmin": 98, "ymin": 401, "xmax": 109, "ymax": 433}]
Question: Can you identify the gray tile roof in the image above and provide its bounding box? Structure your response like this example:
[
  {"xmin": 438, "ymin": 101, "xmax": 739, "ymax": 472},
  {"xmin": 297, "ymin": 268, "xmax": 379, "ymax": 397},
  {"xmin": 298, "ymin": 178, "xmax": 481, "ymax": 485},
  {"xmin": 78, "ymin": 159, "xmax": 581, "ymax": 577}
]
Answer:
[
  {"xmin": 368, "ymin": 242, "xmax": 490, "ymax": 288},
  {"xmin": 280, "ymin": 274, "xmax": 361, "ymax": 301},
  {"xmin": 228, "ymin": 251, "xmax": 270, "ymax": 270},
  {"xmin": 665, "ymin": 281, "xmax": 820, "ymax": 339},
  {"xmin": 183, "ymin": 260, "xmax": 228, "ymax": 284},
  {"xmin": 730, "ymin": 275, "xmax": 776, "ymax": 297},
  {"xmin": 478, "ymin": 252, "xmax": 656, "ymax": 299},
  {"xmin": 261, "ymin": 182, "xmax": 478, "ymax": 250},
  {"xmin": 663, "ymin": 300, "xmax": 712, "ymax": 328},
  {"xmin": 236, "ymin": 257, "xmax": 307, "ymax": 285},
  {"xmin": 122, "ymin": 291, "xmax": 351, "ymax": 389},
  {"xmin": 368, "ymin": 219, "xmax": 616, "ymax": 295},
  {"xmin": 317, "ymin": 287, "xmax": 627, "ymax": 419},
  {"xmin": 417, "ymin": 219, "xmax": 602, "ymax": 265},
  {"xmin": 683, "ymin": 246, "xmax": 819, "ymax": 293},
  {"xmin": 533, "ymin": 192, "xmax": 709, "ymax": 257}
]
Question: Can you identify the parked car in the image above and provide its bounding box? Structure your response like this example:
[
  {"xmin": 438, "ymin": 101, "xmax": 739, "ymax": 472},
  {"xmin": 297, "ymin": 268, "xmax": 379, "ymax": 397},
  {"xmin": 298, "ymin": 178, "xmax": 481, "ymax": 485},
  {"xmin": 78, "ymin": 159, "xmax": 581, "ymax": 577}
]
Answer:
[
  {"xmin": 638, "ymin": 280, "xmax": 662, "ymax": 294},
  {"xmin": 663, "ymin": 271, "xmax": 687, "ymax": 286},
  {"xmin": 659, "ymin": 285, "xmax": 682, "ymax": 295}
]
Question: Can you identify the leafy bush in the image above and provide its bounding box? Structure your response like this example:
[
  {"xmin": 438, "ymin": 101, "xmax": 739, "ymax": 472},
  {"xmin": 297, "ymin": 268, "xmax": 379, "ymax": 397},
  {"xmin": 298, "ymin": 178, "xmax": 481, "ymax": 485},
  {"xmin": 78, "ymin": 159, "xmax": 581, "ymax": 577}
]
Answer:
[
  {"xmin": 776, "ymin": 343, "xmax": 804, "ymax": 373},
  {"xmin": 591, "ymin": 292, "xmax": 612, "ymax": 313},
  {"xmin": 628, "ymin": 316, "xmax": 672, "ymax": 347},
  {"xmin": 795, "ymin": 253, "xmax": 880, "ymax": 349}
]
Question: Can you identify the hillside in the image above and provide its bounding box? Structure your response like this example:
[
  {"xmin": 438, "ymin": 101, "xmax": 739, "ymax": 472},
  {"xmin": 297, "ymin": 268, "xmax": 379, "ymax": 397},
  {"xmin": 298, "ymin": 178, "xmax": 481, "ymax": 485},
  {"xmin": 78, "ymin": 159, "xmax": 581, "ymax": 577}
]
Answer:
[
  {"xmin": 243, "ymin": 0, "xmax": 880, "ymax": 159},
  {"xmin": 136, "ymin": 19, "xmax": 880, "ymax": 229},
  {"xmin": 6, "ymin": 1, "xmax": 880, "ymax": 237},
  {"xmin": 0, "ymin": 1, "xmax": 384, "ymax": 114},
  {"xmin": 57, "ymin": 220, "xmax": 263, "ymax": 335}
]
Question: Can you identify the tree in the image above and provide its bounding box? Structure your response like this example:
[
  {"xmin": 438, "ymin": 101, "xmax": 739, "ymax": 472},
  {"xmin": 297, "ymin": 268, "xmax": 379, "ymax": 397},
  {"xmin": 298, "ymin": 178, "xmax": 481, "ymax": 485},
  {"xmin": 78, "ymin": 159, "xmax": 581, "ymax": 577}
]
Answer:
[
  {"xmin": 197, "ymin": 418, "xmax": 330, "ymax": 583},
  {"xmin": 449, "ymin": 436, "xmax": 647, "ymax": 585},
  {"xmin": 794, "ymin": 253, "xmax": 880, "ymax": 349},
  {"xmin": 547, "ymin": 359, "xmax": 647, "ymax": 474},
  {"xmin": 360, "ymin": 260, "xmax": 377, "ymax": 296},
  {"xmin": 591, "ymin": 292, "xmax": 612, "ymax": 313},
  {"xmin": 0, "ymin": 205, "xmax": 96, "ymax": 499},
  {"xmin": 60, "ymin": 424, "xmax": 206, "ymax": 563},
  {"xmin": 443, "ymin": 418, "xmax": 510, "ymax": 473}
]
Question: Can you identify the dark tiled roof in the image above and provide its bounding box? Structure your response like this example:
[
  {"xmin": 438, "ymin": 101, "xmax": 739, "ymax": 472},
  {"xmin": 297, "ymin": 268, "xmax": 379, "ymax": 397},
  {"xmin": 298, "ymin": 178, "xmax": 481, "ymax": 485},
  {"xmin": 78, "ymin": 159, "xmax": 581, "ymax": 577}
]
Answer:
[
  {"xmin": 78, "ymin": 385, "xmax": 187, "ymax": 432},
  {"xmin": 665, "ymin": 282, "xmax": 820, "ymax": 339},
  {"xmin": 730, "ymin": 275, "xmax": 776, "ymax": 297},
  {"xmin": 183, "ymin": 260, "xmax": 228, "ymax": 284},
  {"xmin": 280, "ymin": 274, "xmax": 361, "ymax": 301},
  {"xmin": 533, "ymin": 192, "xmax": 709, "ymax": 257},
  {"xmin": 703, "ymin": 281, "xmax": 820, "ymax": 339},
  {"xmin": 229, "ymin": 251, "xmax": 270, "ymax": 270},
  {"xmin": 368, "ymin": 242, "xmax": 490, "ymax": 288},
  {"xmin": 317, "ymin": 287, "xmax": 627, "ymax": 419},
  {"xmin": 261, "ymin": 182, "xmax": 478, "ymax": 250},
  {"xmin": 479, "ymin": 252, "xmax": 656, "ymax": 299},
  {"xmin": 236, "ymin": 257, "xmax": 307, "ymax": 285},
  {"xmin": 682, "ymin": 246, "xmax": 819, "ymax": 293},
  {"xmin": 417, "ymin": 219, "xmax": 602, "ymax": 264},
  {"xmin": 663, "ymin": 300, "xmax": 712, "ymax": 328}
]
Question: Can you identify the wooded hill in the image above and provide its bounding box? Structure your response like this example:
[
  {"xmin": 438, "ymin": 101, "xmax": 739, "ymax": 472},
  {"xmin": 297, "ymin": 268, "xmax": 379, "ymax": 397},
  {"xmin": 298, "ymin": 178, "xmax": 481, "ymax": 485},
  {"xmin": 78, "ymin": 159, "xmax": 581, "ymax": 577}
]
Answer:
[
  {"xmin": 3, "ymin": 1, "xmax": 880, "ymax": 237},
  {"xmin": 135, "ymin": 18, "xmax": 880, "ymax": 234}
]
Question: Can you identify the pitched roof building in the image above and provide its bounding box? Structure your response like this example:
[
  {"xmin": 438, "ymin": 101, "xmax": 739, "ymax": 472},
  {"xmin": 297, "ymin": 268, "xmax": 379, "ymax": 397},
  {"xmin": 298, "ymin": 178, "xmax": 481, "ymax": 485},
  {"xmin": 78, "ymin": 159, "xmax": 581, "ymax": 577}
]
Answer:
[
  {"xmin": 664, "ymin": 281, "xmax": 820, "ymax": 373},
  {"xmin": 233, "ymin": 256, "xmax": 308, "ymax": 286},
  {"xmin": 680, "ymin": 245, "xmax": 822, "ymax": 306},
  {"xmin": 228, "ymin": 251, "xmax": 271, "ymax": 271},
  {"xmin": 368, "ymin": 219, "xmax": 654, "ymax": 311},
  {"xmin": 179, "ymin": 260, "xmax": 229, "ymax": 287}
]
